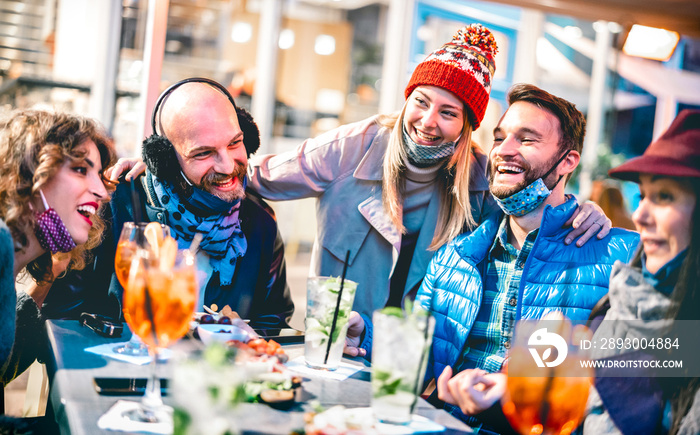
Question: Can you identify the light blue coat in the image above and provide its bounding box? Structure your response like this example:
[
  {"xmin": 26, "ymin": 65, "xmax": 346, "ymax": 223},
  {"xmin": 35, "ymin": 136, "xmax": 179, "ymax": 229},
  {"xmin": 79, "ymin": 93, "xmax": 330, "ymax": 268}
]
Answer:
[{"xmin": 248, "ymin": 115, "xmax": 495, "ymax": 317}]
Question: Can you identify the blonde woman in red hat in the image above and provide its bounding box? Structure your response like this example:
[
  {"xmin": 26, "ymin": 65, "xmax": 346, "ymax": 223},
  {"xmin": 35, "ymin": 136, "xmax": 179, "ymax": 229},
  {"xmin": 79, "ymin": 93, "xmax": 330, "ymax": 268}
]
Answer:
[
  {"xmin": 582, "ymin": 110, "xmax": 700, "ymax": 434},
  {"xmin": 109, "ymin": 25, "xmax": 610, "ymax": 326}
]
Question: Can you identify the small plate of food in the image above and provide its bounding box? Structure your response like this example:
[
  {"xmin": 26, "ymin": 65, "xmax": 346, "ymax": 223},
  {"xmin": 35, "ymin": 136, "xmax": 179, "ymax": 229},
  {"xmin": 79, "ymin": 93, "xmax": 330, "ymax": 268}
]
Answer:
[{"xmin": 196, "ymin": 323, "xmax": 251, "ymax": 345}]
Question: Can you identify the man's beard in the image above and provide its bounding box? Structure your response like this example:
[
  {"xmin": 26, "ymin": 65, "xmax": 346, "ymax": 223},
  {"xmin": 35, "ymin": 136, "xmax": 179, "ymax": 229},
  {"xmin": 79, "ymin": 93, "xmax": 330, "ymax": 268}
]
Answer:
[
  {"xmin": 489, "ymin": 153, "xmax": 561, "ymax": 199},
  {"xmin": 197, "ymin": 164, "xmax": 247, "ymax": 202}
]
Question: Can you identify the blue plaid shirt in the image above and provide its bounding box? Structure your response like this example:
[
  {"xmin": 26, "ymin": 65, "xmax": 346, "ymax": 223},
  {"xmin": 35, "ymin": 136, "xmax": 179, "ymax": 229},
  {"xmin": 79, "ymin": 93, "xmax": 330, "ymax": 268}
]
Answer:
[{"xmin": 456, "ymin": 217, "xmax": 539, "ymax": 374}]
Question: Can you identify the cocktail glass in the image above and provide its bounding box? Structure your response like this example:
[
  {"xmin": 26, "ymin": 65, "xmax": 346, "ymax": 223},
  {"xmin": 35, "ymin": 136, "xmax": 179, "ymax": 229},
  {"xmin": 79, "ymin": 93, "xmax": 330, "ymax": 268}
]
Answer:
[
  {"xmin": 122, "ymin": 244, "xmax": 198, "ymax": 423},
  {"xmin": 371, "ymin": 307, "xmax": 435, "ymax": 424},
  {"xmin": 113, "ymin": 222, "xmax": 170, "ymax": 356},
  {"xmin": 304, "ymin": 276, "xmax": 358, "ymax": 370},
  {"xmin": 502, "ymin": 319, "xmax": 592, "ymax": 435}
]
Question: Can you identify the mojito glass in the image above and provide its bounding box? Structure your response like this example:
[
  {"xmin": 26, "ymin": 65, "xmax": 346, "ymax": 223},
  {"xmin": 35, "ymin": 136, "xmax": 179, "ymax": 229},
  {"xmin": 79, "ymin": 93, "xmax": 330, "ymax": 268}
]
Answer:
[
  {"xmin": 371, "ymin": 308, "xmax": 435, "ymax": 424},
  {"xmin": 304, "ymin": 276, "xmax": 358, "ymax": 370}
]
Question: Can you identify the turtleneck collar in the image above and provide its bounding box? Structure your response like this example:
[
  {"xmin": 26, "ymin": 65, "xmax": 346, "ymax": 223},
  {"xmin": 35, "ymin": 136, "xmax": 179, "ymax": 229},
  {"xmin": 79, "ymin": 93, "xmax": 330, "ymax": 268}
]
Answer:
[
  {"xmin": 641, "ymin": 249, "xmax": 687, "ymax": 296},
  {"xmin": 403, "ymin": 156, "xmax": 442, "ymax": 183}
]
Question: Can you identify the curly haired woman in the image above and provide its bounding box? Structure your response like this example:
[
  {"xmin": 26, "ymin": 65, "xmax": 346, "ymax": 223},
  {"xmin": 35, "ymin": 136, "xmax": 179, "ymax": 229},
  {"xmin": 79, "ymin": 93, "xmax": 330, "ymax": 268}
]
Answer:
[{"xmin": 0, "ymin": 109, "xmax": 116, "ymax": 387}]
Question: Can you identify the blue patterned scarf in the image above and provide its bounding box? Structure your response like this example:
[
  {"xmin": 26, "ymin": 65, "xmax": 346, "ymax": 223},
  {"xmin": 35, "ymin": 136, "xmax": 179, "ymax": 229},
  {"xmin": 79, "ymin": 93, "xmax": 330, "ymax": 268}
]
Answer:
[{"xmin": 149, "ymin": 172, "xmax": 247, "ymax": 286}]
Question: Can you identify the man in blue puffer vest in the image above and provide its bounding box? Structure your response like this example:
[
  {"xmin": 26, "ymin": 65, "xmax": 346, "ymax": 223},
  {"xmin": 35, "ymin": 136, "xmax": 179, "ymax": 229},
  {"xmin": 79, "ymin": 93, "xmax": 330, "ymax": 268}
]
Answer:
[{"xmin": 350, "ymin": 84, "xmax": 639, "ymax": 431}]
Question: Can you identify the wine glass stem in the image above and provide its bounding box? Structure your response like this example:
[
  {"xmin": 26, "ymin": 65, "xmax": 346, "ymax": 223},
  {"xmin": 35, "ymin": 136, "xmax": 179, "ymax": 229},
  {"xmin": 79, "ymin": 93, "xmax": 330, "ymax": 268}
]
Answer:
[{"xmin": 141, "ymin": 349, "xmax": 163, "ymax": 419}]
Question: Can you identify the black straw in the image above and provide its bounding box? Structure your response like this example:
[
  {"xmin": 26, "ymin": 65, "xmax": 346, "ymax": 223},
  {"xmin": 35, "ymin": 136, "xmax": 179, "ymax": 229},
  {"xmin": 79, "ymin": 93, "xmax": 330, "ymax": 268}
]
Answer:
[
  {"xmin": 130, "ymin": 179, "xmax": 143, "ymax": 225},
  {"xmin": 324, "ymin": 250, "xmax": 350, "ymax": 365},
  {"xmin": 410, "ymin": 313, "xmax": 432, "ymax": 413}
]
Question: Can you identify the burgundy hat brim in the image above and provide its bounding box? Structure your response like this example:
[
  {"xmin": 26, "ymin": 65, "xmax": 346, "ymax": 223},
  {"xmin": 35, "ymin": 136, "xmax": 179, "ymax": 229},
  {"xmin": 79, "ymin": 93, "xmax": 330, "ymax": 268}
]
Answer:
[{"xmin": 609, "ymin": 154, "xmax": 700, "ymax": 182}]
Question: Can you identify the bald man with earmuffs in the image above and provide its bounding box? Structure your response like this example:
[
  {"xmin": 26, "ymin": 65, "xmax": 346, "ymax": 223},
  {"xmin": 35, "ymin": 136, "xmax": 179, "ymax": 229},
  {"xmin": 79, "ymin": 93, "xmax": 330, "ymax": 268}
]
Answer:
[{"xmin": 42, "ymin": 78, "xmax": 294, "ymax": 329}]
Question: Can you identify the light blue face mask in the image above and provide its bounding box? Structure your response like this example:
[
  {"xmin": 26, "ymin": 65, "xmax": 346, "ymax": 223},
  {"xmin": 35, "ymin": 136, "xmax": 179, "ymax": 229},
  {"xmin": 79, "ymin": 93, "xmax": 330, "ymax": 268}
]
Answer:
[
  {"xmin": 492, "ymin": 150, "xmax": 570, "ymax": 217},
  {"xmin": 402, "ymin": 125, "xmax": 459, "ymax": 167}
]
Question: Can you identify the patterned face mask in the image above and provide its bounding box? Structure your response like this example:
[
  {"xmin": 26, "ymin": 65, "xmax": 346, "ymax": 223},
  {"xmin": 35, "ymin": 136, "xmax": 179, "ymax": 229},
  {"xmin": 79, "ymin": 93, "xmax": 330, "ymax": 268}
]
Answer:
[
  {"xmin": 403, "ymin": 125, "xmax": 459, "ymax": 167},
  {"xmin": 34, "ymin": 190, "xmax": 77, "ymax": 253},
  {"xmin": 492, "ymin": 178, "xmax": 553, "ymax": 217},
  {"xmin": 492, "ymin": 150, "xmax": 571, "ymax": 217}
]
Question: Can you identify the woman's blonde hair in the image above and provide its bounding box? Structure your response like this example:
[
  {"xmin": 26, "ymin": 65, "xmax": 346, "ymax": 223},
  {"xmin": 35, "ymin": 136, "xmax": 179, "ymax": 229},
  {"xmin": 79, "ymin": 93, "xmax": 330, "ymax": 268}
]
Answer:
[
  {"xmin": 0, "ymin": 110, "xmax": 116, "ymax": 284},
  {"xmin": 379, "ymin": 101, "xmax": 478, "ymax": 251}
]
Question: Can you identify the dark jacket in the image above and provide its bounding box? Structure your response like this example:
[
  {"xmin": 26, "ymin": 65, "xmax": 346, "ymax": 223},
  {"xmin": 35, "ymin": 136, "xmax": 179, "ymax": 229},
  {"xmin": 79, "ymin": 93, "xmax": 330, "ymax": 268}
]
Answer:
[
  {"xmin": 0, "ymin": 219, "xmax": 15, "ymax": 370},
  {"xmin": 1, "ymin": 292, "xmax": 46, "ymax": 387},
  {"xmin": 1, "ymin": 220, "xmax": 47, "ymax": 387},
  {"xmin": 43, "ymin": 174, "xmax": 294, "ymax": 329}
]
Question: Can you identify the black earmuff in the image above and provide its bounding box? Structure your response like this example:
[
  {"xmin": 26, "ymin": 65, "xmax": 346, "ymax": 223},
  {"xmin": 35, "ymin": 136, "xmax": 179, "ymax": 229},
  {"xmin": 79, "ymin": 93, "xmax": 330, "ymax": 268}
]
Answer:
[{"xmin": 141, "ymin": 77, "xmax": 260, "ymax": 194}]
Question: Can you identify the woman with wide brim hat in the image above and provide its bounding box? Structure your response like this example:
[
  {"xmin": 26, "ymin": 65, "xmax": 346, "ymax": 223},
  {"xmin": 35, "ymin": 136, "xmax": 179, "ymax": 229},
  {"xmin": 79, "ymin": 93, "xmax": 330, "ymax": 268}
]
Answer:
[{"xmin": 585, "ymin": 109, "xmax": 700, "ymax": 435}]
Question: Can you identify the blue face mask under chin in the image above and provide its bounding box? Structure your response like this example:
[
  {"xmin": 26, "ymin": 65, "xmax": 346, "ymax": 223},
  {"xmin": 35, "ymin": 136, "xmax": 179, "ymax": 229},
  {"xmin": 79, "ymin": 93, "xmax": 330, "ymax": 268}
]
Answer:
[{"xmin": 492, "ymin": 150, "xmax": 571, "ymax": 217}]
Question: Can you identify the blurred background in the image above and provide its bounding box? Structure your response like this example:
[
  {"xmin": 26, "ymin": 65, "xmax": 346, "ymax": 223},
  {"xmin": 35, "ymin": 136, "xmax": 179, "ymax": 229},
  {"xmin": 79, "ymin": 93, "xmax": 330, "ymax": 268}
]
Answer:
[{"xmin": 2, "ymin": 0, "xmax": 700, "ymax": 415}]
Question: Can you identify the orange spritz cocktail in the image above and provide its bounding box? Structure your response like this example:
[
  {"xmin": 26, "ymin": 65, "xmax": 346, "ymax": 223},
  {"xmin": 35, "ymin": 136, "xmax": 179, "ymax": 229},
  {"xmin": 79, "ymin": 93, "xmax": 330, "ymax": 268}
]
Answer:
[
  {"xmin": 123, "ymin": 236, "xmax": 198, "ymax": 349},
  {"xmin": 502, "ymin": 372, "xmax": 590, "ymax": 434},
  {"xmin": 502, "ymin": 322, "xmax": 592, "ymax": 435},
  {"xmin": 120, "ymin": 234, "xmax": 198, "ymax": 424}
]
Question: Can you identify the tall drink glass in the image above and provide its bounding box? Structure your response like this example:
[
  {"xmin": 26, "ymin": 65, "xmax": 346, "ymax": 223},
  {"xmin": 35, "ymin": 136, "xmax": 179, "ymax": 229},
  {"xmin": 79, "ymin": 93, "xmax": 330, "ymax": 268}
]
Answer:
[
  {"xmin": 122, "ymin": 244, "xmax": 198, "ymax": 423},
  {"xmin": 304, "ymin": 276, "xmax": 358, "ymax": 370},
  {"xmin": 113, "ymin": 222, "xmax": 170, "ymax": 356},
  {"xmin": 502, "ymin": 320, "xmax": 592, "ymax": 435},
  {"xmin": 371, "ymin": 307, "xmax": 435, "ymax": 424}
]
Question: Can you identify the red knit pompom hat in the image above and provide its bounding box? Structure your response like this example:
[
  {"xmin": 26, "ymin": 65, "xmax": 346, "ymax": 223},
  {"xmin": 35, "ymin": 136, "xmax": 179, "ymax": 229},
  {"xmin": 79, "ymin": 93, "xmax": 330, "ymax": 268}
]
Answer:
[{"xmin": 404, "ymin": 24, "xmax": 498, "ymax": 130}]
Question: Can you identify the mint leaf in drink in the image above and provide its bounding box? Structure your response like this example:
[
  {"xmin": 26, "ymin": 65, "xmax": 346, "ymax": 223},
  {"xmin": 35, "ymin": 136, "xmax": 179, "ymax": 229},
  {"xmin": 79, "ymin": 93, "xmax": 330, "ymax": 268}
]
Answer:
[{"xmin": 372, "ymin": 370, "xmax": 403, "ymax": 398}]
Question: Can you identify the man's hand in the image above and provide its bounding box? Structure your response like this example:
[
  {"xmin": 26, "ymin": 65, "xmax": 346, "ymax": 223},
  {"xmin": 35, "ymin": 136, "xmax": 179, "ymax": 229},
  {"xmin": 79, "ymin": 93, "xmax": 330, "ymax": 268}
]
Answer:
[
  {"xmin": 343, "ymin": 311, "xmax": 366, "ymax": 357},
  {"xmin": 564, "ymin": 200, "xmax": 612, "ymax": 246},
  {"xmin": 104, "ymin": 157, "xmax": 146, "ymax": 182},
  {"xmin": 437, "ymin": 366, "xmax": 507, "ymax": 416}
]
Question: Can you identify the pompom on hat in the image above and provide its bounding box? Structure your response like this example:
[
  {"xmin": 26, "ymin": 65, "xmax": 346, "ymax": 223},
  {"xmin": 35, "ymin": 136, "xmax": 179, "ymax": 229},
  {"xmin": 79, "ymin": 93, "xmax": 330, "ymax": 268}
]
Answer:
[
  {"xmin": 404, "ymin": 24, "xmax": 498, "ymax": 130},
  {"xmin": 609, "ymin": 109, "xmax": 700, "ymax": 182}
]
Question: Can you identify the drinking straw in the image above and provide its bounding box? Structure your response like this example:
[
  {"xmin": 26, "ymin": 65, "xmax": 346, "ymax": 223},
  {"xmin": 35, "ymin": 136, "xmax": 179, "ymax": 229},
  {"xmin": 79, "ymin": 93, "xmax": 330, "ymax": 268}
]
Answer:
[
  {"xmin": 410, "ymin": 312, "xmax": 432, "ymax": 413},
  {"xmin": 324, "ymin": 250, "xmax": 351, "ymax": 365},
  {"xmin": 130, "ymin": 180, "xmax": 142, "ymax": 227},
  {"xmin": 129, "ymin": 180, "xmax": 158, "ymax": 346}
]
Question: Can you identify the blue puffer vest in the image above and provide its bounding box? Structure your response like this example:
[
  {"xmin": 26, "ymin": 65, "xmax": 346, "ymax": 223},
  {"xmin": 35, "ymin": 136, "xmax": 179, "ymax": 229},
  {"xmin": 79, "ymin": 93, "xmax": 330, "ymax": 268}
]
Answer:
[{"xmin": 414, "ymin": 196, "xmax": 640, "ymax": 381}]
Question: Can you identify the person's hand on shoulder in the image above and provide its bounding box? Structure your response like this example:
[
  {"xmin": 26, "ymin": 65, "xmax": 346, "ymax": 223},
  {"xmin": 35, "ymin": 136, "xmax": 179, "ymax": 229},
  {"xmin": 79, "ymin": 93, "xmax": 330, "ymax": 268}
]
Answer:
[
  {"xmin": 564, "ymin": 200, "xmax": 612, "ymax": 246},
  {"xmin": 437, "ymin": 366, "xmax": 506, "ymax": 416},
  {"xmin": 343, "ymin": 311, "xmax": 366, "ymax": 357}
]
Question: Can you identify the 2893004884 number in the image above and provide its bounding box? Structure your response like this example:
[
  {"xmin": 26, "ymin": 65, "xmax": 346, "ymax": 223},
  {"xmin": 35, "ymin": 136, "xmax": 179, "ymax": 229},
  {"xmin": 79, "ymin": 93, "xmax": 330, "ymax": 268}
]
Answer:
[{"xmin": 580, "ymin": 337, "xmax": 679, "ymax": 351}]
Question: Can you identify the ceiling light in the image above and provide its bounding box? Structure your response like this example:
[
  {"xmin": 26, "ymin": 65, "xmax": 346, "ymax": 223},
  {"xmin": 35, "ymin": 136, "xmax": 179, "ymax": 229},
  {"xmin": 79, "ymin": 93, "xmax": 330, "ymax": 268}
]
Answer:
[
  {"xmin": 623, "ymin": 24, "xmax": 680, "ymax": 61},
  {"xmin": 279, "ymin": 29, "xmax": 294, "ymax": 50},
  {"xmin": 231, "ymin": 22, "xmax": 252, "ymax": 44},
  {"xmin": 315, "ymin": 35, "xmax": 335, "ymax": 56}
]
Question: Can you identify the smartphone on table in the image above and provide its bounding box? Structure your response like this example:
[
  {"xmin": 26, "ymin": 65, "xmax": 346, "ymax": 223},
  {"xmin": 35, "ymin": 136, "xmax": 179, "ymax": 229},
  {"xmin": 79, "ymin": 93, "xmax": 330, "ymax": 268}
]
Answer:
[{"xmin": 94, "ymin": 377, "xmax": 169, "ymax": 396}]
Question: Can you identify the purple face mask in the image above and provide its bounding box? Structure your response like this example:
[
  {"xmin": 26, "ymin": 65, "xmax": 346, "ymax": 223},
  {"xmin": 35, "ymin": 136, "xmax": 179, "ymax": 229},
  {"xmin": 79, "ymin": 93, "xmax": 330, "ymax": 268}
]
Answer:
[{"xmin": 34, "ymin": 190, "xmax": 77, "ymax": 253}]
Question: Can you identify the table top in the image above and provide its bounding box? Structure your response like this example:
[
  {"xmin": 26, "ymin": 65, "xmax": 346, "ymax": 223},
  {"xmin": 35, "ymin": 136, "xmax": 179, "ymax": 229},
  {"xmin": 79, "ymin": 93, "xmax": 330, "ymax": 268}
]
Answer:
[{"xmin": 45, "ymin": 319, "xmax": 473, "ymax": 435}]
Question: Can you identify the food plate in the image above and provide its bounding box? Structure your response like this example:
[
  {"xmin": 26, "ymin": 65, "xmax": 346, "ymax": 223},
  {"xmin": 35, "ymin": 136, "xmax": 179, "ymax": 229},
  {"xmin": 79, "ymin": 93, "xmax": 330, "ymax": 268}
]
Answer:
[
  {"xmin": 197, "ymin": 323, "xmax": 250, "ymax": 345},
  {"xmin": 226, "ymin": 338, "xmax": 301, "ymax": 408}
]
